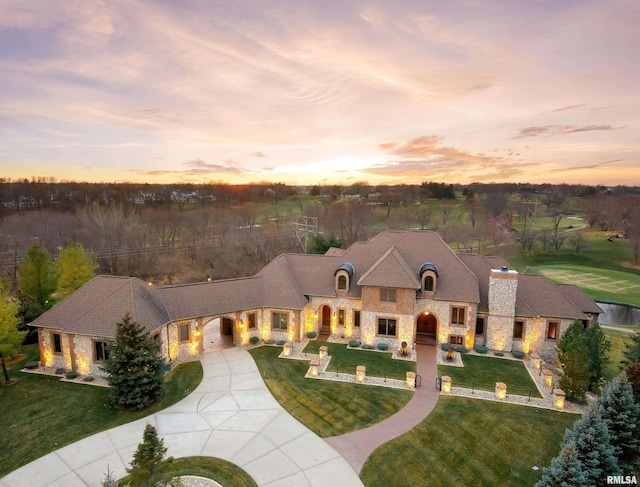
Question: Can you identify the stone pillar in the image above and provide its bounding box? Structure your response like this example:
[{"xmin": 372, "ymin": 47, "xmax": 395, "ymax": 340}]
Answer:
[
  {"xmin": 441, "ymin": 375, "xmax": 451, "ymax": 393},
  {"xmin": 543, "ymin": 369, "xmax": 554, "ymax": 388},
  {"xmin": 309, "ymin": 358, "xmax": 319, "ymax": 377},
  {"xmin": 553, "ymin": 389, "xmax": 566, "ymax": 410},
  {"xmin": 356, "ymin": 365, "xmax": 366, "ymax": 383},
  {"xmin": 283, "ymin": 341, "xmax": 292, "ymax": 357},
  {"xmin": 406, "ymin": 371, "xmax": 416, "ymax": 388},
  {"xmin": 486, "ymin": 268, "xmax": 518, "ymax": 351},
  {"xmin": 495, "ymin": 382, "xmax": 507, "ymax": 400},
  {"xmin": 531, "ymin": 353, "xmax": 541, "ymax": 370},
  {"xmin": 319, "ymin": 346, "xmax": 328, "ymax": 361}
]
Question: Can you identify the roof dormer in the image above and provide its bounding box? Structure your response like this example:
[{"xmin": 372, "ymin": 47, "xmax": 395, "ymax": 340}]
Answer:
[
  {"xmin": 334, "ymin": 262, "xmax": 355, "ymax": 294},
  {"xmin": 419, "ymin": 262, "xmax": 438, "ymax": 294}
]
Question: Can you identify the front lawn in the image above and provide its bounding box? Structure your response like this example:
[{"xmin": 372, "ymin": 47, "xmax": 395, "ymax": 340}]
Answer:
[
  {"xmin": 0, "ymin": 345, "xmax": 203, "ymax": 477},
  {"xmin": 248, "ymin": 345, "xmax": 413, "ymax": 437},
  {"xmin": 603, "ymin": 329, "xmax": 635, "ymax": 381},
  {"xmin": 360, "ymin": 396, "xmax": 577, "ymax": 486},
  {"xmin": 303, "ymin": 340, "xmax": 416, "ymax": 380},
  {"xmin": 438, "ymin": 354, "xmax": 542, "ymax": 398}
]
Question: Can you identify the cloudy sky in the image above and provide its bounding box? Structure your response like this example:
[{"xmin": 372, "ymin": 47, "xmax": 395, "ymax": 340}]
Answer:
[{"xmin": 1, "ymin": 0, "xmax": 638, "ymax": 186}]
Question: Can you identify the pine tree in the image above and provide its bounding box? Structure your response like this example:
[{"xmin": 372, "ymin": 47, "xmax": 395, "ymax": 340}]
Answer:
[
  {"xmin": 102, "ymin": 313, "xmax": 165, "ymax": 410},
  {"xmin": 595, "ymin": 373, "xmax": 640, "ymax": 471},
  {"xmin": 0, "ymin": 284, "xmax": 26, "ymax": 383},
  {"xmin": 55, "ymin": 242, "xmax": 97, "ymax": 299},
  {"xmin": 127, "ymin": 424, "xmax": 169, "ymax": 487},
  {"xmin": 564, "ymin": 407, "xmax": 621, "ymax": 485},
  {"xmin": 101, "ymin": 465, "xmax": 118, "ymax": 487},
  {"xmin": 626, "ymin": 364, "xmax": 640, "ymax": 403},
  {"xmin": 535, "ymin": 441, "xmax": 588, "ymax": 487},
  {"xmin": 584, "ymin": 323, "xmax": 611, "ymax": 390}
]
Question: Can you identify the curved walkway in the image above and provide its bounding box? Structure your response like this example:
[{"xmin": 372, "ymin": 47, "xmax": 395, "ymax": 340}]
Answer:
[
  {"xmin": 0, "ymin": 347, "xmax": 362, "ymax": 487},
  {"xmin": 325, "ymin": 345, "xmax": 440, "ymax": 474}
]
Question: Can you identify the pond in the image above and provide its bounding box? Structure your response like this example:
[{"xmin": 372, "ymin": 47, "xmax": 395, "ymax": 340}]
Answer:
[{"xmin": 597, "ymin": 301, "xmax": 640, "ymax": 326}]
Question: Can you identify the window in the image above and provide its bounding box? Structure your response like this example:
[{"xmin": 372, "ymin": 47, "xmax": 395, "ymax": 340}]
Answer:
[
  {"xmin": 451, "ymin": 307, "xmax": 466, "ymax": 325},
  {"xmin": 94, "ymin": 341, "xmax": 109, "ymax": 362},
  {"xmin": 513, "ymin": 321, "xmax": 524, "ymax": 340},
  {"xmin": 547, "ymin": 321, "xmax": 558, "ymax": 340},
  {"xmin": 179, "ymin": 324, "xmax": 190, "ymax": 343},
  {"xmin": 377, "ymin": 318, "xmax": 397, "ymax": 336},
  {"xmin": 337, "ymin": 275, "xmax": 347, "ymax": 290},
  {"xmin": 247, "ymin": 312, "xmax": 257, "ymax": 329},
  {"xmin": 424, "ymin": 276, "xmax": 434, "ymax": 292},
  {"xmin": 449, "ymin": 335, "xmax": 464, "ymax": 345},
  {"xmin": 52, "ymin": 332, "xmax": 62, "ymax": 354},
  {"xmin": 353, "ymin": 310, "xmax": 361, "ymax": 327},
  {"xmin": 338, "ymin": 309, "xmax": 345, "ymax": 326},
  {"xmin": 272, "ymin": 312, "xmax": 288, "ymax": 330},
  {"xmin": 380, "ymin": 288, "xmax": 397, "ymax": 302}
]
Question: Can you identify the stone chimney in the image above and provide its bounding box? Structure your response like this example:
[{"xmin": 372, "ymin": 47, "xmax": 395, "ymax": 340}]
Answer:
[{"xmin": 485, "ymin": 266, "xmax": 518, "ymax": 351}]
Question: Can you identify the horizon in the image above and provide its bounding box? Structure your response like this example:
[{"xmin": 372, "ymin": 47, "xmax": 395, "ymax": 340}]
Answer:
[{"xmin": 1, "ymin": 1, "xmax": 639, "ymax": 186}]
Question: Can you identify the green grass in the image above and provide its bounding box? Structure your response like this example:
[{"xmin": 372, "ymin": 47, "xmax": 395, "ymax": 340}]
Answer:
[
  {"xmin": 360, "ymin": 396, "xmax": 578, "ymax": 487},
  {"xmin": 603, "ymin": 329, "xmax": 636, "ymax": 381},
  {"xmin": 0, "ymin": 345, "xmax": 203, "ymax": 477},
  {"xmin": 118, "ymin": 456, "xmax": 257, "ymax": 487},
  {"xmin": 248, "ymin": 345, "xmax": 413, "ymax": 437},
  {"xmin": 438, "ymin": 354, "xmax": 542, "ymax": 398},
  {"xmin": 303, "ymin": 341, "xmax": 416, "ymax": 380}
]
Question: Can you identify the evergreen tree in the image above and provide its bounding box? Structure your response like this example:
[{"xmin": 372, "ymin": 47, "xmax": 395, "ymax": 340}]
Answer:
[
  {"xmin": 102, "ymin": 313, "xmax": 165, "ymax": 410},
  {"xmin": 564, "ymin": 407, "xmax": 621, "ymax": 485},
  {"xmin": 595, "ymin": 373, "xmax": 640, "ymax": 471},
  {"xmin": 18, "ymin": 244, "xmax": 57, "ymax": 312},
  {"xmin": 535, "ymin": 441, "xmax": 588, "ymax": 487},
  {"xmin": 558, "ymin": 322, "xmax": 590, "ymax": 402},
  {"xmin": 307, "ymin": 233, "xmax": 344, "ymax": 254},
  {"xmin": 584, "ymin": 323, "xmax": 611, "ymax": 390},
  {"xmin": 127, "ymin": 424, "xmax": 170, "ymax": 487},
  {"xmin": 101, "ymin": 465, "xmax": 117, "ymax": 487},
  {"xmin": 55, "ymin": 242, "xmax": 97, "ymax": 299},
  {"xmin": 0, "ymin": 284, "xmax": 26, "ymax": 383},
  {"xmin": 622, "ymin": 331, "xmax": 640, "ymax": 367}
]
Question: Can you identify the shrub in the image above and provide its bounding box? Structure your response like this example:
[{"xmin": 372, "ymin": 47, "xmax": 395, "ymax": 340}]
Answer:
[
  {"xmin": 265, "ymin": 339, "xmax": 276, "ymax": 345},
  {"xmin": 249, "ymin": 336, "xmax": 260, "ymax": 344},
  {"xmin": 377, "ymin": 343, "xmax": 389, "ymax": 351},
  {"xmin": 276, "ymin": 340, "xmax": 286, "ymax": 346},
  {"xmin": 162, "ymin": 363, "xmax": 172, "ymax": 372},
  {"xmin": 494, "ymin": 352, "xmax": 504, "ymax": 357},
  {"xmin": 441, "ymin": 343, "xmax": 452, "ymax": 351},
  {"xmin": 83, "ymin": 375, "xmax": 95, "ymax": 382},
  {"xmin": 455, "ymin": 347, "xmax": 468, "ymax": 354},
  {"xmin": 512, "ymin": 350, "xmax": 525, "ymax": 359},
  {"xmin": 55, "ymin": 368, "xmax": 66, "ymax": 374},
  {"xmin": 349, "ymin": 340, "xmax": 361, "ymax": 348},
  {"xmin": 307, "ymin": 332, "xmax": 317, "ymax": 339},
  {"xmin": 362, "ymin": 344, "xmax": 375, "ymax": 350},
  {"xmin": 65, "ymin": 371, "xmax": 78, "ymax": 379},
  {"xmin": 474, "ymin": 345, "xmax": 488, "ymax": 354}
]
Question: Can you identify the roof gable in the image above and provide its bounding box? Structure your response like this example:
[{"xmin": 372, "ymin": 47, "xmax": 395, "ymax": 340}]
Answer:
[{"xmin": 357, "ymin": 247, "xmax": 420, "ymax": 289}]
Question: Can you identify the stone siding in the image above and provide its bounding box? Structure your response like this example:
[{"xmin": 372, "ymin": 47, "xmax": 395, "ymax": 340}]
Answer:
[{"xmin": 486, "ymin": 270, "xmax": 518, "ymax": 351}]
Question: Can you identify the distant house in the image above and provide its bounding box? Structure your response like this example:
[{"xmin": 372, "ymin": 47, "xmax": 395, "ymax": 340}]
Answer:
[{"xmin": 30, "ymin": 230, "xmax": 601, "ymax": 376}]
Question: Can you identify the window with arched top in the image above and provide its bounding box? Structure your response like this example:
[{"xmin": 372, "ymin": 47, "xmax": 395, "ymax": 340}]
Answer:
[
  {"xmin": 338, "ymin": 275, "xmax": 347, "ymax": 290},
  {"xmin": 424, "ymin": 275, "xmax": 434, "ymax": 292}
]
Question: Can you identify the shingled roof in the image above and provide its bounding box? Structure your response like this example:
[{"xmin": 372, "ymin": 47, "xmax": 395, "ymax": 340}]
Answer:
[{"xmin": 30, "ymin": 276, "xmax": 171, "ymax": 338}]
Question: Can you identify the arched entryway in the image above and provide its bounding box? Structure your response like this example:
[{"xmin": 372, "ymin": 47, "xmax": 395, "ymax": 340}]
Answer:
[
  {"xmin": 416, "ymin": 312, "xmax": 437, "ymax": 345},
  {"xmin": 319, "ymin": 305, "xmax": 332, "ymax": 338},
  {"xmin": 202, "ymin": 317, "xmax": 235, "ymax": 352}
]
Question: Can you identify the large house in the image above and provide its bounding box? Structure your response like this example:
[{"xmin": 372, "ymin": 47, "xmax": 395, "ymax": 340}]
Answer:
[{"xmin": 30, "ymin": 230, "xmax": 601, "ymax": 377}]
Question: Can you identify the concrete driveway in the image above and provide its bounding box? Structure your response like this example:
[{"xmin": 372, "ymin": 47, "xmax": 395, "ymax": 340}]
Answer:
[{"xmin": 1, "ymin": 347, "xmax": 363, "ymax": 487}]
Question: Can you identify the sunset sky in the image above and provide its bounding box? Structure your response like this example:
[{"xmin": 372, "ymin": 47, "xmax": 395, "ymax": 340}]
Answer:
[{"xmin": 1, "ymin": 0, "xmax": 638, "ymax": 186}]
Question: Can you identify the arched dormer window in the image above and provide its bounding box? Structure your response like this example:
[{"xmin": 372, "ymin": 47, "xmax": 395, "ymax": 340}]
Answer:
[
  {"xmin": 419, "ymin": 262, "xmax": 438, "ymax": 294},
  {"xmin": 424, "ymin": 275, "xmax": 434, "ymax": 292},
  {"xmin": 334, "ymin": 262, "xmax": 355, "ymax": 293},
  {"xmin": 337, "ymin": 275, "xmax": 347, "ymax": 290}
]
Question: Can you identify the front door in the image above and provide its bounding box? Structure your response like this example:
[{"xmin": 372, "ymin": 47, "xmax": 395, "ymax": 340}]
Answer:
[
  {"xmin": 320, "ymin": 305, "xmax": 331, "ymax": 335},
  {"xmin": 416, "ymin": 313, "xmax": 437, "ymax": 345}
]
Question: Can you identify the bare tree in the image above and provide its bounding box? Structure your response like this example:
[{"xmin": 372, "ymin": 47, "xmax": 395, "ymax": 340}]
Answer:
[{"xmin": 569, "ymin": 232, "xmax": 590, "ymax": 255}]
